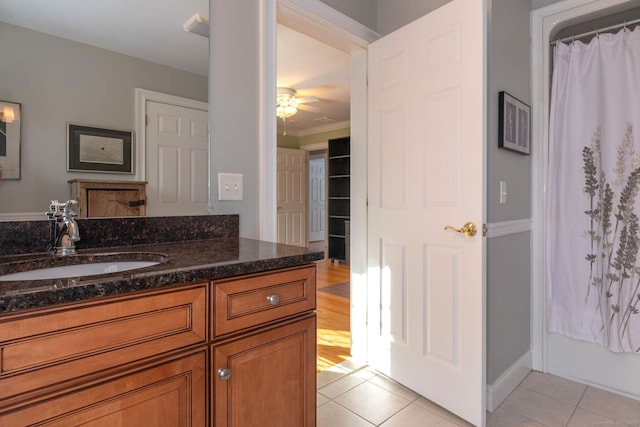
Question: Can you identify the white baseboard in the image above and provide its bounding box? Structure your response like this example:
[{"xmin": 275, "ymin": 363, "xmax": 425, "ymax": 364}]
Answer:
[{"xmin": 486, "ymin": 350, "xmax": 532, "ymax": 412}]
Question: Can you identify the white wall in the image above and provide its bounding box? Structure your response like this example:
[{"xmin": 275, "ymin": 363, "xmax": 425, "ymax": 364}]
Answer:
[{"xmin": 0, "ymin": 22, "xmax": 207, "ymax": 214}]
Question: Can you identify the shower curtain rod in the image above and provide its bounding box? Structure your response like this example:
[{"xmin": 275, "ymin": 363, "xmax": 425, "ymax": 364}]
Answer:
[{"xmin": 551, "ymin": 17, "xmax": 640, "ymax": 45}]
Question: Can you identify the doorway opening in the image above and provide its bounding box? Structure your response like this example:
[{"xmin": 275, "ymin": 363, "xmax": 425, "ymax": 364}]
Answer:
[
  {"xmin": 532, "ymin": 0, "xmax": 640, "ymax": 400},
  {"xmin": 316, "ymin": 258, "xmax": 351, "ymax": 372},
  {"xmin": 308, "ymin": 152, "xmax": 327, "ymax": 247},
  {"xmin": 276, "ymin": 24, "xmax": 353, "ymax": 372}
]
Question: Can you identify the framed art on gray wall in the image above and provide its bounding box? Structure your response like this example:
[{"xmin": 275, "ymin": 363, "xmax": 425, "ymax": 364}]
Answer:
[
  {"xmin": 0, "ymin": 100, "xmax": 21, "ymax": 179},
  {"xmin": 498, "ymin": 91, "xmax": 530, "ymax": 155},
  {"xmin": 67, "ymin": 124, "xmax": 133, "ymax": 173}
]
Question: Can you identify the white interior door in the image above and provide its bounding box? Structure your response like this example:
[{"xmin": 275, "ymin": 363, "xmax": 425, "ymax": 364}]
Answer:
[
  {"xmin": 145, "ymin": 101, "xmax": 209, "ymax": 216},
  {"xmin": 277, "ymin": 147, "xmax": 307, "ymax": 246},
  {"xmin": 367, "ymin": 0, "xmax": 485, "ymax": 425},
  {"xmin": 308, "ymin": 155, "xmax": 326, "ymax": 242}
]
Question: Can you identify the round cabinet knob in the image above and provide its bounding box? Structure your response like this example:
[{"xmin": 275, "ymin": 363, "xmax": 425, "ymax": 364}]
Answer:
[
  {"xmin": 266, "ymin": 294, "xmax": 280, "ymax": 305},
  {"xmin": 218, "ymin": 368, "xmax": 231, "ymax": 381}
]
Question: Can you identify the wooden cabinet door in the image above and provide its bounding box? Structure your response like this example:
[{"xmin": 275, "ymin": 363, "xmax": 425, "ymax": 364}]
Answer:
[
  {"xmin": 68, "ymin": 179, "xmax": 147, "ymax": 217},
  {"xmin": 0, "ymin": 350, "xmax": 206, "ymax": 427},
  {"xmin": 212, "ymin": 315, "xmax": 316, "ymax": 427},
  {"xmin": 87, "ymin": 188, "xmax": 145, "ymax": 217}
]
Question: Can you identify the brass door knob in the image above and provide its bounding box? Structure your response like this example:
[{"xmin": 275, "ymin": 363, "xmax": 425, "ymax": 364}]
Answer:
[{"xmin": 444, "ymin": 222, "xmax": 477, "ymax": 237}]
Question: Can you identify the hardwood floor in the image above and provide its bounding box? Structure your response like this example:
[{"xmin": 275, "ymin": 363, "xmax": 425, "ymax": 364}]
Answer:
[{"xmin": 315, "ymin": 259, "xmax": 351, "ymax": 372}]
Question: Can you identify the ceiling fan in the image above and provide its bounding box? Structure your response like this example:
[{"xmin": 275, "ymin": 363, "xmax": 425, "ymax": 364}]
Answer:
[{"xmin": 276, "ymin": 87, "xmax": 320, "ymax": 134}]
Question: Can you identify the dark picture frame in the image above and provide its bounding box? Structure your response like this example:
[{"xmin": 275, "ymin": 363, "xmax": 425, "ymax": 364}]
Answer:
[
  {"xmin": 67, "ymin": 124, "xmax": 133, "ymax": 174},
  {"xmin": 498, "ymin": 91, "xmax": 530, "ymax": 155},
  {"xmin": 0, "ymin": 100, "xmax": 22, "ymax": 180}
]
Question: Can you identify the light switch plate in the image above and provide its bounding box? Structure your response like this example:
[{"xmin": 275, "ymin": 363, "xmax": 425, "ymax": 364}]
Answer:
[
  {"xmin": 499, "ymin": 180, "xmax": 507, "ymax": 204},
  {"xmin": 218, "ymin": 173, "xmax": 243, "ymax": 200}
]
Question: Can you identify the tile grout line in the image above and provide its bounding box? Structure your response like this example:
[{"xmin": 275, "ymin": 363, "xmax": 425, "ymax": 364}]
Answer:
[
  {"xmin": 325, "ymin": 389, "xmax": 377, "ymax": 426},
  {"xmin": 320, "ymin": 369, "xmax": 414, "ymax": 426},
  {"xmin": 495, "ymin": 407, "xmax": 549, "ymax": 427},
  {"xmin": 565, "ymin": 386, "xmax": 590, "ymax": 425},
  {"xmin": 322, "ymin": 367, "xmax": 470, "ymax": 427}
]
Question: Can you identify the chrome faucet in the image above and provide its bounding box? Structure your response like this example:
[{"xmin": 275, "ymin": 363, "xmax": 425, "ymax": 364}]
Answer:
[{"xmin": 46, "ymin": 200, "xmax": 81, "ymax": 256}]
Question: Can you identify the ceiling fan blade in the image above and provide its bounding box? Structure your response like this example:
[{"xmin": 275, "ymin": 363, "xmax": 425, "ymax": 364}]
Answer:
[
  {"xmin": 296, "ymin": 96, "xmax": 319, "ymax": 104},
  {"xmin": 297, "ymin": 104, "xmax": 322, "ymax": 113}
]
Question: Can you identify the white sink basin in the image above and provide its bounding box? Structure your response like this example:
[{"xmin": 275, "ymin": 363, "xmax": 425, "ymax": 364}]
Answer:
[
  {"xmin": 0, "ymin": 261, "xmax": 160, "ymax": 281},
  {"xmin": 0, "ymin": 252, "xmax": 167, "ymax": 282}
]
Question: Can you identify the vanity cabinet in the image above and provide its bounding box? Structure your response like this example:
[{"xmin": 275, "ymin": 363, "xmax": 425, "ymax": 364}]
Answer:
[
  {"xmin": 0, "ymin": 264, "xmax": 317, "ymax": 426},
  {"xmin": 211, "ymin": 265, "xmax": 317, "ymax": 426},
  {"xmin": 68, "ymin": 179, "xmax": 147, "ymax": 217}
]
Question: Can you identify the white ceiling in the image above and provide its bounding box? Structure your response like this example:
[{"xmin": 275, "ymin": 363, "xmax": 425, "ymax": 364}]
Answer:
[
  {"xmin": 0, "ymin": 0, "xmax": 350, "ymax": 136},
  {"xmin": 277, "ymin": 24, "xmax": 351, "ymax": 136}
]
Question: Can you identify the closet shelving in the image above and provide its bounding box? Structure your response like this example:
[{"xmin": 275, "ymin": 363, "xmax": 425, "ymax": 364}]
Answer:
[{"xmin": 327, "ymin": 137, "xmax": 350, "ymax": 261}]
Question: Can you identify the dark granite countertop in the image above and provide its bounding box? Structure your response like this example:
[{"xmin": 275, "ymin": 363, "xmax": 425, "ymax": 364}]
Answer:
[{"xmin": 0, "ymin": 238, "xmax": 324, "ymax": 314}]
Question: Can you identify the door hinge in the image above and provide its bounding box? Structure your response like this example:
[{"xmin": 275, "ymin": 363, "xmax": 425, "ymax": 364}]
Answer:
[{"xmin": 145, "ymin": 115, "xmax": 148, "ymax": 126}]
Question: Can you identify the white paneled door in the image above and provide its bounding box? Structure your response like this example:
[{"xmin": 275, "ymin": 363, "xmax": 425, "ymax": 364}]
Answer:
[
  {"xmin": 367, "ymin": 0, "xmax": 485, "ymax": 425},
  {"xmin": 277, "ymin": 147, "xmax": 307, "ymax": 247},
  {"xmin": 308, "ymin": 156, "xmax": 326, "ymax": 242},
  {"xmin": 145, "ymin": 101, "xmax": 209, "ymax": 216}
]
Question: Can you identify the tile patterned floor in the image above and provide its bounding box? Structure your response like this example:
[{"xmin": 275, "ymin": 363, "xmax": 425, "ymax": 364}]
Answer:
[{"xmin": 317, "ymin": 360, "xmax": 640, "ymax": 426}]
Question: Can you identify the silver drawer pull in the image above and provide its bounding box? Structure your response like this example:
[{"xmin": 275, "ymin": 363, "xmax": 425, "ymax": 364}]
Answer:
[
  {"xmin": 267, "ymin": 294, "xmax": 280, "ymax": 305},
  {"xmin": 218, "ymin": 368, "xmax": 231, "ymax": 381}
]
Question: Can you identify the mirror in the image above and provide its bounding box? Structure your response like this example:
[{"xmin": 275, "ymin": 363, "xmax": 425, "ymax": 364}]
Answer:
[{"xmin": 0, "ymin": 1, "xmax": 209, "ymax": 217}]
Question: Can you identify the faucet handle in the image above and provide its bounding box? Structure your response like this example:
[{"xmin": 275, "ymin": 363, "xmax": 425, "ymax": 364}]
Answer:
[
  {"xmin": 63, "ymin": 200, "xmax": 79, "ymax": 216},
  {"xmin": 46, "ymin": 200, "xmax": 78, "ymax": 218},
  {"xmin": 46, "ymin": 200, "xmax": 63, "ymax": 218}
]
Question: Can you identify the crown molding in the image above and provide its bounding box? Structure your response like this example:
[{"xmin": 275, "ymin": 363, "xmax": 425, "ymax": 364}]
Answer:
[
  {"xmin": 285, "ymin": 120, "xmax": 350, "ymax": 137},
  {"xmin": 277, "ymin": 0, "xmax": 380, "ymax": 53}
]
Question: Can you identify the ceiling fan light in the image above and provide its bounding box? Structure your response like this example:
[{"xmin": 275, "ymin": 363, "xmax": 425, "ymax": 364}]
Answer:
[{"xmin": 276, "ymin": 94, "xmax": 298, "ymax": 119}]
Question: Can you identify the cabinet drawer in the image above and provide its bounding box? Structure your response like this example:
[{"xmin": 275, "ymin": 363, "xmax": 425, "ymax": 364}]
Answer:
[
  {"xmin": 0, "ymin": 283, "xmax": 207, "ymax": 402},
  {"xmin": 213, "ymin": 265, "xmax": 316, "ymax": 336},
  {"xmin": 0, "ymin": 350, "xmax": 206, "ymax": 427}
]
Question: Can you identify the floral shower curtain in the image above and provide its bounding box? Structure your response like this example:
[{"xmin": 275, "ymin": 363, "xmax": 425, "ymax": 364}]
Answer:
[{"xmin": 548, "ymin": 26, "xmax": 640, "ymax": 353}]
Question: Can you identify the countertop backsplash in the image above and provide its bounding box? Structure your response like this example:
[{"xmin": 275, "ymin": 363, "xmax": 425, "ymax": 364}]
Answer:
[{"xmin": 0, "ymin": 215, "xmax": 240, "ymax": 257}]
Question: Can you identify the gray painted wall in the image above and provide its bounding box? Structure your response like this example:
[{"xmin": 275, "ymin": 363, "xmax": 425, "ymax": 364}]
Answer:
[
  {"xmin": 531, "ymin": 0, "xmax": 563, "ymax": 9},
  {"xmin": 320, "ymin": 0, "xmax": 378, "ymax": 31},
  {"xmin": 486, "ymin": 0, "xmax": 532, "ymax": 384},
  {"xmin": 319, "ymin": 0, "xmax": 452, "ymax": 35},
  {"xmin": 376, "ymin": 0, "xmax": 452, "ymax": 34},
  {"xmin": 487, "ymin": 0, "xmax": 532, "ymax": 223},
  {"xmin": 0, "ymin": 22, "xmax": 207, "ymax": 213},
  {"xmin": 209, "ymin": 0, "xmax": 262, "ymax": 239},
  {"xmin": 487, "ymin": 232, "xmax": 531, "ymax": 383}
]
